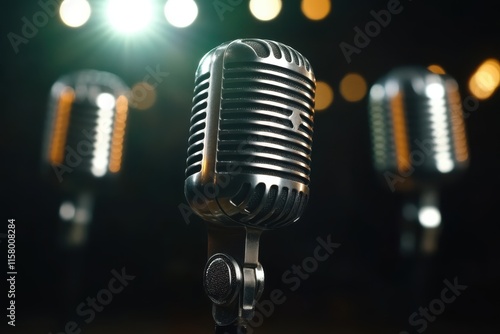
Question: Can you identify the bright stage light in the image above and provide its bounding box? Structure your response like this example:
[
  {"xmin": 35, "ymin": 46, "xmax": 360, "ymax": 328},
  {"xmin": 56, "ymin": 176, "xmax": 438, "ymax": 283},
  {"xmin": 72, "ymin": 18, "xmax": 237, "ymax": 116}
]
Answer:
[
  {"xmin": 107, "ymin": 0, "xmax": 153, "ymax": 34},
  {"xmin": 164, "ymin": 0, "xmax": 198, "ymax": 28},
  {"xmin": 249, "ymin": 0, "xmax": 282, "ymax": 21},
  {"xmin": 59, "ymin": 0, "xmax": 91, "ymax": 28}
]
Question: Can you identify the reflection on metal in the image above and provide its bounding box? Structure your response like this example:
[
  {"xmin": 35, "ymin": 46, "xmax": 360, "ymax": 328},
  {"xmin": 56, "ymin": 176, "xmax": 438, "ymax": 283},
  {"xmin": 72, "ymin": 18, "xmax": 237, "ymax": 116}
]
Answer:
[{"xmin": 49, "ymin": 87, "xmax": 75, "ymax": 165}]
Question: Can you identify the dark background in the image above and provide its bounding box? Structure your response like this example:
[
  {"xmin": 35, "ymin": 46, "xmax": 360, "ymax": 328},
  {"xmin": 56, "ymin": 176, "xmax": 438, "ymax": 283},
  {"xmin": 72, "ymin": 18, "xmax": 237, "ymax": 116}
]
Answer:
[{"xmin": 1, "ymin": 0, "xmax": 499, "ymax": 333}]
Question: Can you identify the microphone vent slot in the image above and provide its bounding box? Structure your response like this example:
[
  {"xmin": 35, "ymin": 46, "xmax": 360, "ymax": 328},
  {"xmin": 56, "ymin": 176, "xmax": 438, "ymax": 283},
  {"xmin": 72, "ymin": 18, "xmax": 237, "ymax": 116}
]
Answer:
[
  {"xmin": 241, "ymin": 39, "xmax": 312, "ymax": 72},
  {"xmin": 229, "ymin": 182, "xmax": 308, "ymax": 229},
  {"xmin": 186, "ymin": 72, "xmax": 210, "ymax": 177}
]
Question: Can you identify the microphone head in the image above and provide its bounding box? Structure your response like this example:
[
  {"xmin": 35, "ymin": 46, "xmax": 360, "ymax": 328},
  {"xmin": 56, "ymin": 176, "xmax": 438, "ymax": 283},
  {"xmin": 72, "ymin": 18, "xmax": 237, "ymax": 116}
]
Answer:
[
  {"xmin": 42, "ymin": 69, "xmax": 131, "ymax": 190},
  {"xmin": 185, "ymin": 39, "xmax": 316, "ymax": 229},
  {"xmin": 368, "ymin": 66, "xmax": 469, "ymax": 192}
]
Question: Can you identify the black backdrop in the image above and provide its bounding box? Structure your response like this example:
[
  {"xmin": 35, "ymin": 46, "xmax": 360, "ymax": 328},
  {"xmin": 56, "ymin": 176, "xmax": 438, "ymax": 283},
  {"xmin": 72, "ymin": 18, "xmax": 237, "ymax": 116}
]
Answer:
[{"xmin": 1, "ymin": 0, "xmax": 499, "ymax": 333}]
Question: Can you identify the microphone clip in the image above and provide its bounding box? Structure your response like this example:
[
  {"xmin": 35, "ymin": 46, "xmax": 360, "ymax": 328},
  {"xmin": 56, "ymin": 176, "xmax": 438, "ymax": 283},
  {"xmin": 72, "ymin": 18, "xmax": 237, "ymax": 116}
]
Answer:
[{"xmin": 204, "ymin": 224, "xmax": 264, "ymax": 328}]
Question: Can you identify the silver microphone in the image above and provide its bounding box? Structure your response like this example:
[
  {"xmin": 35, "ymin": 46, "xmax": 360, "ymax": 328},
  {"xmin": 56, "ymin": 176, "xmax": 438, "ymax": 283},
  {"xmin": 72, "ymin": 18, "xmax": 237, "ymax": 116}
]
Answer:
[
  {"xmin": 184, "ymin": 39, "xmax": 315, "ymax": 330},
  {"xmin": 41, "ymin": 69, "xmax": 131, "ymax": 329},
  {"xmin": 368, "ymin": 66, "xmax": 469, "ymax": 255},
  {"xmin": 42, "ymin": 69, "xmax": 130, "ymax": 247}
]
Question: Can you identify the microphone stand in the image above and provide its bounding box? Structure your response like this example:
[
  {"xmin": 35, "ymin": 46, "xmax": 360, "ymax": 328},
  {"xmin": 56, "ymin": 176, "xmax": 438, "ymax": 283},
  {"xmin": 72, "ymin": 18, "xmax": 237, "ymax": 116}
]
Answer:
[
  {"xmin": 204, "ymin": 224, "xmax": 264, "ymax": 334},
  {"xmin": 398, "ymin": 187, "xmax": 441, "ymax": 310},
  {"xmin": 55, "ymin": 190, "xmax": 94, "ymax": 327}
]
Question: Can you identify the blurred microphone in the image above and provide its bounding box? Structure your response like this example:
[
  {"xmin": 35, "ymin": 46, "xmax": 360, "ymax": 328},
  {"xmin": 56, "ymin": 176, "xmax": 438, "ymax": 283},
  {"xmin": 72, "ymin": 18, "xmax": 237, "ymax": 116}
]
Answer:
[
  {"xmin": 185, "ymin": 39, "xmax": 315, "ymax": 332},
  {"xmin": 368, "ymin": 66, "xmax": 469, "ymax": 255},
  {"xmin": 41, "ymin": 69, "xmax": 130, "ymax": 326},
  {"xmin": 42, "ymin": 69, "xmax": 130, "ymax": 248}
]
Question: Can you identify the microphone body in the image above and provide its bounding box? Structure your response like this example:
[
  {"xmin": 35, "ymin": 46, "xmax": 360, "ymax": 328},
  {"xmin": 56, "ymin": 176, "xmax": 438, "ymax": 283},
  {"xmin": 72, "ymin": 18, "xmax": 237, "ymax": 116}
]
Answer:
[
  {"xmin": 185, "ymin": 38, "xmax": 315, "ymax": 229},
  {"xmin": 184, "ymin": 39, "xmax": 315, "ymax": 330},
  {"xmin": 43, "ymin": 69, "xmax": 130, "ymax": 193},
  {"xmin": 368, "ymin": 66, "xmax": 470, "ymax": 284},
  {"xmin": 368, "ymin": 66, "xmax": 469, "ymax": 193},
  {"xmin": 368, "ymin": 65, "xmax": 470, "ymax": 311}
]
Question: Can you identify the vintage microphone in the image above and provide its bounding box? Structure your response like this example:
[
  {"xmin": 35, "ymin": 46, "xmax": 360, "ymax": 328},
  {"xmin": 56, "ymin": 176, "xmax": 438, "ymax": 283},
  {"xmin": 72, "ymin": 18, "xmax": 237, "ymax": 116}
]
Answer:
[
  {"xmin": 184, "ymin": 39, "xmax": 316, "ymax": 333},
  {"xmin": 368, "ymin": 66, "xmax": 469, "ymax": 255},
  {"xmin": 41, "ymin": 69, "xmax": 130, "ymax": 326},
  {"xmin": 367, "ymin": 66, "xmax": 469, "ymax": 305}
]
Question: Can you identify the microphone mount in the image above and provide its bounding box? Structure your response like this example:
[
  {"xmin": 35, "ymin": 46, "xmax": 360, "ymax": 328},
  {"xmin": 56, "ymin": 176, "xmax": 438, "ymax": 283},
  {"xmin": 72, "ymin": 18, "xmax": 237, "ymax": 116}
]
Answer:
[{"xmin": 204, "ymin": 223, "xmax": 264, "ymax": 330}]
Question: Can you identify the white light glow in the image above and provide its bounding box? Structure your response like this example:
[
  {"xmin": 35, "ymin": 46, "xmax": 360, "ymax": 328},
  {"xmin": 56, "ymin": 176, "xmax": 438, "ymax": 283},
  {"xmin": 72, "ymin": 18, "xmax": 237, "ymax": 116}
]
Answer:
[
  {"xmin": 249, "ymin": 0, "xmax": 282, "ymax": 21},
  {"xmin": 435, "ymin": 151, "xmax": 454, "ymax": 173},
  {"xmin": 164, "ymin": 0, "xmax": 198, "ymax": 28},
  {"xmin": 370, "ymin": 84, "xmax": 385, "ymax": 100},
  {"xmin": 96, "ymin": 93, "xmax": 116, "ymax": 110},
  {"xmin": 418, "ymin": 206, "xmax": 442, "ymax": 228},
  {"xmin": 427, "ymin": 83, "xmax": 454, "ymax": 174},
  {"xmin": 107, "ymin": 0, "xmax": 153, "ymax": 33},
  {"xmin": 91, "ymin": 109, "xmax": 113, "ymax": 177},
  {"xmin": 425, "ymin": 82, "xmax": 445, "ymax": 99},
  {"xmin": 385, "ymin": 80, "xmax": 399, "ymax": 97},
  {"xmin": 59, "ymin": 201, "xmax": 76, "ymax": 221},
  {"xmin": 59, "ymin": 0, "xmax": 91, "ymax": 28}
]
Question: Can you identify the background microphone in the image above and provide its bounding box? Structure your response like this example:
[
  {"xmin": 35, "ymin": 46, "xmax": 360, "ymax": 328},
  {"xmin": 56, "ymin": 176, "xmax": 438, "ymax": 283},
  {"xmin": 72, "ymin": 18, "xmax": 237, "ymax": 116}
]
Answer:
[
  {"xmin": 184, "ymin": 38, "xmax": 316, "ymax": 332},
  {"xmin": 42, "ymin": 69, "xmax": 130, "ymax": 247},
  {"xmin": 367, "ymin": 66, "xmax": 470, "ymax": 309},
  {"xmin": 41, "ymin": 69, "xmax": 130, "ymax": 327},
  {"xmin": 368, "ymin": 66, "xmax": 469, "ymax": 256}
]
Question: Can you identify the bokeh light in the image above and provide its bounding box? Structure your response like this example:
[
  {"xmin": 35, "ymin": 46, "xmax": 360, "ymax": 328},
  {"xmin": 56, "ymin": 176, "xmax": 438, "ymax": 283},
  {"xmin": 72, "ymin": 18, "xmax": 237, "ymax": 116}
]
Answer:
[
  {"xmin": 340, "ymin": 73, "xmax": 367, "ymax": 102},
  {"xmin": 249, "ymin": 0, "xmax": 282, "ymax": 21},
  {"xmin": 469, "ymin": 58, "xmax": 500, "ymax": 100},
  {"xmin": 418, "ymin": 206, "xmax": 442, "ymax": 228},
  {"xmin": 96, "ymin": 92, "xmax": 116, "ymax": 110},
  {"xmin": 130, "ymin": 82, "xmax": 157, "ymax": 110},
  {"xmin": 107, "ymin": 0, "xmax": 154, "ymax": 34},
  {"xmin": 59, "ymin": 201, "xmax": 76, "ymax": 221},
  {"xmin": 301, "ymin": 0, "xmax": 331, "ymax": 21},
  {"xmin": 109, "ymin": 95, "xmax": 129, "ymax": 173},
  {"xmin": 164, "ymin": 0, "xmax": 198, "ymax": 28},
  {"xmin": 427, "ymin": 64, "xmax": 446, "ymax": 74},
  {"xmin": 314, "ymin": 81, "xmax": 334, "ymax": 111},
  {"xmin": 59, "ymin": 0, "xmax": 91, "ymax": 28}
]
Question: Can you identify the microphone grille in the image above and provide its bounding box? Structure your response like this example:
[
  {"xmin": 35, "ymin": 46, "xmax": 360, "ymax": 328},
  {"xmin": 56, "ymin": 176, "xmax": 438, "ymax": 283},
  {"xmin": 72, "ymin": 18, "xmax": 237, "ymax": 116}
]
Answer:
[
  {"xmin": 239, "ymin": 39, "xmax": 312, "ymax": 72},
  {"xmin": 43, "ymin": 69, "xmax": 131, "ymax": 186},
  {"xmin": 186, "ymin": 71, "xmax": 210, "ymax": 178},
  {"xmin": 185, "ymin": 39, "xmax": 315, "ymax": 229},
  {"xmin": 225, "ymin": 182, "xmax": 309, "ymax": 229},
  {"xmin": 217, "ymin": 61, "xmax": 314, "ymax": 184}
]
